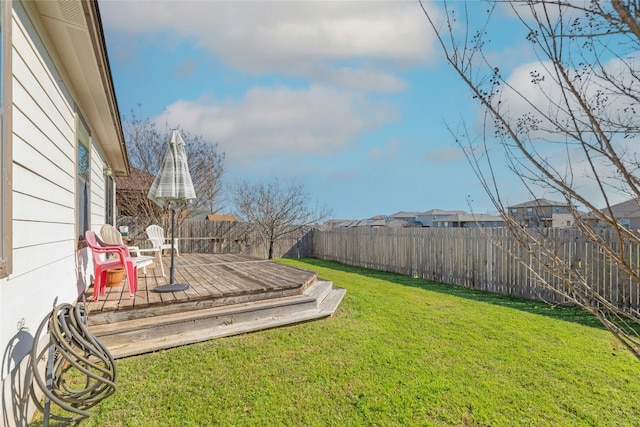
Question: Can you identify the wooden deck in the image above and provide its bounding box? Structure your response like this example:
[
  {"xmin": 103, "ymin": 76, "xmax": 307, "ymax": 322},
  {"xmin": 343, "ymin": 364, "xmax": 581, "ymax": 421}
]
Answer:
[
  {"xmin": 84, "ymin": 253, "xmax": 317, "ymax": 316},
  {"xmin": 83, "ymin": 253, "xmax": 345, "ymax": 358}
]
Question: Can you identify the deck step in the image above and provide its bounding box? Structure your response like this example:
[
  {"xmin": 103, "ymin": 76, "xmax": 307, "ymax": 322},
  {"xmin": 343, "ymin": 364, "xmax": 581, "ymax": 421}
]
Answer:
[
  {"xmin": 305, "ymin": 279, "xmax": 333, "ymax": 307},
  {"xmin": 90, "ymin": 281, "xmax": 345, "ymax": 359}
]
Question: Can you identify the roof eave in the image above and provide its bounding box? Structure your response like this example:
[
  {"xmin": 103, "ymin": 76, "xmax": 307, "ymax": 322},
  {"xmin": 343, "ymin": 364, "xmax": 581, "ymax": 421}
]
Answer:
[{"xmin": 34, "ymin": 0, "xmax": 129, "ymax": 176}]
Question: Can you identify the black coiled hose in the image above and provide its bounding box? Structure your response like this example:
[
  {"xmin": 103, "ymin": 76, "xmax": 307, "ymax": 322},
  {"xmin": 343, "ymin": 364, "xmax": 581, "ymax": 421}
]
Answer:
[{"xmin": 30, "ymin": 302, "xmax": 117, "ymax": 425}]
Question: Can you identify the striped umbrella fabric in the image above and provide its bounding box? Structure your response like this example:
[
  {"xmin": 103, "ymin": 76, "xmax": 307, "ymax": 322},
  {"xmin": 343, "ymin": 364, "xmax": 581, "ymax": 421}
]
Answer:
[{"xmin": 148, "ymin": 129, "xmax": 196, "ymax": 210}]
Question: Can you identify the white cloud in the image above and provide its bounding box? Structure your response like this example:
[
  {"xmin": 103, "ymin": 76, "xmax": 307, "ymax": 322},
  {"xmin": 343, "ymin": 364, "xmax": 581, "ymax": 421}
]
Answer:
[
  {"xmin": 158, "ymin": 84, "xmax": 397, "ymax": 169},
  {"xmin": 99, "ymin": 0, "xmax": 437, "ymax": 91},
  {"xmin": 498, "ymin": 57, "xmax": 638, "ymax": 136},
  {"xmin": 329, "ymin": 67, "xmax": 407, "ymax": 92},
  {"xmin": 329, "ymin": 168, "xmax": 359, "ymax": 182},
  {"xmin": 474, "ymin": 54, "xmax": 640, "ymax": 206},
  {"xmin": 173, "ymin": 59, "xmax": 197, "ymax": 78},
  {"xmin": 426, "ymin": 145, "xmax": 466, "ymax": 164},
  {"xmin": 499, "ymin": 0, "xmax": 584, "ymax": 24},
  {"xmin": 367, "ymin": 138, "xmax": 400, "ymax": 162}
]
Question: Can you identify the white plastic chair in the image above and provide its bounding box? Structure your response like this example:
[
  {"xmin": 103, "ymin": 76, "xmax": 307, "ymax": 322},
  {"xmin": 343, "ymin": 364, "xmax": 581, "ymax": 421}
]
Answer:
[
  {"xmin": 146, "ymin": 225, "xmax": 179, "ymax": 257},
  {"xmin": 100, "ymin": 224, "xmax": 161, "ymax": 276}
]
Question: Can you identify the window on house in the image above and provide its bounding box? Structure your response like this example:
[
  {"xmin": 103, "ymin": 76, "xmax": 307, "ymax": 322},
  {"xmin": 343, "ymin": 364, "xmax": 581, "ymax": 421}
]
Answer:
[
  {"xmin": 105, "ymin": 174, "xmax": 114, "ymax": 225},
  {"xmin": 511, "ymin": 208, "xmax": 517, "ymax": 216},
  {"xmin": 527, "ymin": 207, "xmax": 533, "ymax": 216},
  {"xmin": 77, "ymin": 116, "xmax": 91, "ymax": 239},
  {"xmin": 620, "ymin": 218, "xmax": 631, "ymax": 229}
]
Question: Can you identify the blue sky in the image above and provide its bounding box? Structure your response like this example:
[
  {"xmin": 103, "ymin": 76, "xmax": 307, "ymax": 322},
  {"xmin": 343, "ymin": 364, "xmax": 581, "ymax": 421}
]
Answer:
[{"xmin": 99, "ymin": 1, "xmax": 547, "ymax": 219}]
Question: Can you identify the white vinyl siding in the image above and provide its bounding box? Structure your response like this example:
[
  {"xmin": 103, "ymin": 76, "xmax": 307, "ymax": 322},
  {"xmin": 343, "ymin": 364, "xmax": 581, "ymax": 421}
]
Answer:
[
  {"xmin": 0, "ymin": 0, "xmax": 8, "ymax": 278},
  {"xmin": 1, "ymin": 1, "xmax": 80, "ymax": 376},
  {"xmin": 11, "ymin": 0, "xmax": 76, "ymax": 261}
]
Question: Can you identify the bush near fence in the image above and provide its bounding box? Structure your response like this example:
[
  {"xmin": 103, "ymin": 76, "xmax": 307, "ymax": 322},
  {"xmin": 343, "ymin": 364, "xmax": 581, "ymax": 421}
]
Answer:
[{"xmin": 311, "ymin": 227, "xmax": 640, "ymax": 313}]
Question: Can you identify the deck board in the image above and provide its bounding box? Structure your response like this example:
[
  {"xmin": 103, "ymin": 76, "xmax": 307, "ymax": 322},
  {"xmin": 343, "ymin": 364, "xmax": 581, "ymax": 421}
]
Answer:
[{"xmin": 84, "ymin": 254, "xmax": 317, "ymax": 318}]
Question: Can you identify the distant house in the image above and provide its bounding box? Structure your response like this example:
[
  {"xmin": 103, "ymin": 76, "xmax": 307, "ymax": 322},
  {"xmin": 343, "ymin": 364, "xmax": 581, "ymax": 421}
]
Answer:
[
  {"xmin": 506, "ymin": 199, "xmax": 574, "ymax": 228},
  {"xmin": 417, "ymin": 209, "xmax": 467, "ymax": 227},
  {"xmin": 584, "ymin": 198, "xmax": 640, "ymax": 230},
  {"xmin": 433, "ymin": 213, "xmax": 505, "ymax": 228},
  {"xmin": 384, "ymin": 211, "xmax": 424, "ymax": 227},
  {"xmin": 350, "ymin": 216, "xmax": 387, "ymax": 228},
  {"xmin": 1, "ymin": 1, "xmax": 128, "ymax": 424}
]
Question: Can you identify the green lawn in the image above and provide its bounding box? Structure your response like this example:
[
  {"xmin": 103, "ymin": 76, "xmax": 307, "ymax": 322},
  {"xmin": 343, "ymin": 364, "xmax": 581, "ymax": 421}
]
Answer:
[{"xmin": 33, "ymin": 258, "xmax": 640, "ymax": 426}]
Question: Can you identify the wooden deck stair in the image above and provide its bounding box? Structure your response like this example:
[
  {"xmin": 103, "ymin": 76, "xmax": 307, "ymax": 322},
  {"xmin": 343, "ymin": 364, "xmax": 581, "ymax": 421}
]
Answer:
[{"xmin": 88, "ymin": 279, "xmax": 345, "ymax": 359}]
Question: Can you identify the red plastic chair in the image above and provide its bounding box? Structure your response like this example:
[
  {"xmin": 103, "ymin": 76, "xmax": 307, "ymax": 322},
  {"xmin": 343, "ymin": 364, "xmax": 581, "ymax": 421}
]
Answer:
[{"xmin": 85, "ymin": 230, "xmax": 139, "ymax": 301}]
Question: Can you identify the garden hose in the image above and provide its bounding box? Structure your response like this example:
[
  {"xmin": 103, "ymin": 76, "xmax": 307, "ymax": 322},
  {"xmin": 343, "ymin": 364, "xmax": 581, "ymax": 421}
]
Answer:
[{"xmin": 30, "ymin": 301, "xmax": 117, "ymax": 425}]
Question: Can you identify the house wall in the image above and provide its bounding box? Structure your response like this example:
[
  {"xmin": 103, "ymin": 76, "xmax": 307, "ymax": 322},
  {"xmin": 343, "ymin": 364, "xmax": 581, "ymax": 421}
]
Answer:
[
  {"xmin": 416, "ymin": 215, "xmax": 432, "ymax": 227},
  {"xmin": 433, "ymin": 220, "xmax": 505, "ymax": 228},
  {"xmin": 551, "ymin": 213, "xmax": 574, "ymax": 228},
  {"xmin": 1, "ymin": 3, "xmax": 109, "ymax": 425},
  {"xmin": 539, "ymin": 206, "xmax": 552, "ymax": 218},
  {"xmin": 509, "ymin": 204, "xmax": 572, "ymax": 227},
  {"xmin": 509, "ymin": 207, "xmax": 531, "ymax": 224},
  {"xmin": 630, "ymin": 218, "xmax": 640, "ymax": 230},
  {"xmin": 518, "ymin": 205, "xmax": 570, "ymax": 218}
]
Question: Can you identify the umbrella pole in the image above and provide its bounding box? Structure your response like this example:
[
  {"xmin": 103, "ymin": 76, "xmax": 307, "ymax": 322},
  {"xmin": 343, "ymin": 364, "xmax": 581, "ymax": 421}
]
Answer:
[
  {"xmin": 152, "ymin": 206, "xmax": 189, "ymax": 293},
  {"xmin": 169, "ymin": 208, "xmax": 176, "ymax": 284}
]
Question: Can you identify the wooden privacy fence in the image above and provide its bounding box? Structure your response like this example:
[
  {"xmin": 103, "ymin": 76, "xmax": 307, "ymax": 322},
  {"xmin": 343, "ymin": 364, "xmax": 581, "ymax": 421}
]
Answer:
[
  {"xmin": 311, "ymin": 227, "xmax": 640, "ymax": 313},
  {"xmin": 116, "ymin": 217, "xmax": 314, "ymax": 259},
  {"xmin": 114, "ymin": 217, "xmax": 640, "ymax": 312}
]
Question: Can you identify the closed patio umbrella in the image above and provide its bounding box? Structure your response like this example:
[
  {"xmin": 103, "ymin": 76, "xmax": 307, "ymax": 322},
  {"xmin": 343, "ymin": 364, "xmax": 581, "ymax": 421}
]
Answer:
[{"xmin": 147, "ymin": 129, "xmax": 196, "ymax": 292}]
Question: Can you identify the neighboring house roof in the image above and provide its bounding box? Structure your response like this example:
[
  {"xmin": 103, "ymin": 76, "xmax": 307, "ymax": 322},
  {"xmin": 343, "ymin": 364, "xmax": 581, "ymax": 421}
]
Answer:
[
  {"xmin": 33, "ymin": 0, "xmax": 129, "ymax": 175},
  {"xmin": 351, "ymin": 218, "xmax": 386, "ymax": 227},
  {"xmin": 339, "ymin": 221, "xmax": 355, "ymax": 227},
  {"xmin": 435, "ymin": 213, "xmax": 504, "ymax": 223},
  {"xmin": 388, "ymin": 211, "xmax": 421, "ymax": 219},
  {"xmin": 419, "ymin": 209, "xmax": 467, "ymax": 216},
  {"xmin": 584, "ymin": 198, "xmax": 640, "ymax": 219},
  {"xmin": 115, "ymin": 168, "xmax": 154, "ymax": 191},
  {"xmin": 603, "ymin": 198, "xmax": 640, "ymax": 217},
  {"xmin": 369, "ymin": 215, "xmax": 387, "ymax": 220},
  {"xmin": 508, "ymin": 198, "xmax": 568, "ymax": 208},
  {"xmin": 324, "ymin": 220, "xmax": 353, "ymax": 228},
  {"xmin": 206, "ymin": 214, "xmax": 237, "ymax": 221}
]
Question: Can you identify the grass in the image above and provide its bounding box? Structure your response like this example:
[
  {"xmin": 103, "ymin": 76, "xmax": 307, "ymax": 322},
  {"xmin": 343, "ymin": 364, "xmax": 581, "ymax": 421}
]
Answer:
[{"xmin": 32, "ymin": 258, "xmax": 640, "ymax": 426}]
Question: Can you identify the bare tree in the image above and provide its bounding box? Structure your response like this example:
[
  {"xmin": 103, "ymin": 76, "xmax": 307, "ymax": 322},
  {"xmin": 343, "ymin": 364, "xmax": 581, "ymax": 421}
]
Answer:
[
  {"xmin": 115, "ymin": 167, "xmax": 164, "ymax": 222},
  {"xmin": 229, "ymin": 178, "xmax": 332, "ymax": 259},
  {"xmin": 119, "ymin": 114, "xmax": 225, "ymax": 234},
  {"xmin": 421, "ymin": 1, "xmax": 640, "ymax": 359}
]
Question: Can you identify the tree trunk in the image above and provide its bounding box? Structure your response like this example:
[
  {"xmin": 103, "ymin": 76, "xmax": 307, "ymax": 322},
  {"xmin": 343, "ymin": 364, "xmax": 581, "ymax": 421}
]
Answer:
[{"xmin": 268, "ymin": 240, "xmax": 275, "ymax": 259}]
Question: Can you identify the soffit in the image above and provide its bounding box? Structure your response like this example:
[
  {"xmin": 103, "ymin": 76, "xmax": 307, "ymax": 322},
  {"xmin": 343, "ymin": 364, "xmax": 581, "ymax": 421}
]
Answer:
[{"xmin": 32, "ymin": 0, "xmax": 129, "ymax": 176}]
